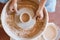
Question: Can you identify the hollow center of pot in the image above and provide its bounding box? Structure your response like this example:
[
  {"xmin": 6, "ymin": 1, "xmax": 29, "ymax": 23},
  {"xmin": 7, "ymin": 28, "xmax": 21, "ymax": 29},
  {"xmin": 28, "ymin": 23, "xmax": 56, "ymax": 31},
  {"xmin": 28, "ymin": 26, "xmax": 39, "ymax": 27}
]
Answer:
[{"xmin": 20, "ymin": 13, "xmax": 30, "ymax": 22}]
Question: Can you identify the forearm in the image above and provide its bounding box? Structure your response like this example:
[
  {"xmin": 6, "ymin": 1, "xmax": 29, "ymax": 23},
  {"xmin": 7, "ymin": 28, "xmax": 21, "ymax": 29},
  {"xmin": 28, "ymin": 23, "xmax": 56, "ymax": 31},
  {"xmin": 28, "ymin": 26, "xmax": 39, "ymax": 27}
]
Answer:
[{"xmin": 38, "ymin": 0, "xmax": 46, "ymax": 11}]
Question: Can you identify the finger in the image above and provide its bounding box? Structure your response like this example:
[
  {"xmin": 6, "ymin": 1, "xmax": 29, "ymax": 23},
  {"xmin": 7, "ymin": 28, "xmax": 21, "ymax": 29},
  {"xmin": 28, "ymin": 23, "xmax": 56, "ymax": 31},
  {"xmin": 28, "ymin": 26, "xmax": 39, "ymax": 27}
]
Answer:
[
  {"xmin": 7, "ymin": 11, "xmax": 11, "ymax": 15},
  {"xmin": 36, "ymin": 11, "xmax": 43, "ymax": 20},
  {"xmin": 36, "ymin": 16, "xmax": 40, "ymax": 20},
  {"xmin": 32, "ymin": 13, "xmax": 36, "ymax": 19},
  {"xmin": 39, "ymin": 11, "xmax": 43, "ymax": 19},
  {"xmin": 8, "ymin": 6, "xmax": 16, "ymax": 15},
  {"xmin": 14, "ymin": 3, "xmax": 17, "ymax": 12},
  {"xmin": 9, "ymin": 6, "xmax": 14, "ymax": 12},
  {"xmin": 36, "ymin": 16, "xmax": 42, "ymax": 21},
  {"xmin": 33, "ymin": 9, "xmax": 39, "ymax": 19}
]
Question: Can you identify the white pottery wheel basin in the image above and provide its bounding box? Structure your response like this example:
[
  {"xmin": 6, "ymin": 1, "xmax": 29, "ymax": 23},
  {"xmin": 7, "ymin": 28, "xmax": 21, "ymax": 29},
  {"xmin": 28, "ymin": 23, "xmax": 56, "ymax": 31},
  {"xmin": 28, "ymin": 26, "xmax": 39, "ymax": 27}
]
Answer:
[{"xmin": 1, "ymin": 1, "xmax": 48, "ymax": 40}]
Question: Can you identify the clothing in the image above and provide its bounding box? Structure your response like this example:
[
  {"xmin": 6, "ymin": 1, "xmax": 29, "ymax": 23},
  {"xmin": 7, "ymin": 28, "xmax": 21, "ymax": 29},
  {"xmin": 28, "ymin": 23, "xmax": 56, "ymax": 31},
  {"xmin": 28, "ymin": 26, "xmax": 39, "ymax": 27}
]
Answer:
[
  {"xmin": 45, "ymin": 0, "xmax": 56, "ymax": 12},
  {"xmin": 0, "ymin": 0, "xmax": 8, "ymax": 3},
  {"xmin": 0, "ymin": 0, "xmax": 56, "ymax": 12}
]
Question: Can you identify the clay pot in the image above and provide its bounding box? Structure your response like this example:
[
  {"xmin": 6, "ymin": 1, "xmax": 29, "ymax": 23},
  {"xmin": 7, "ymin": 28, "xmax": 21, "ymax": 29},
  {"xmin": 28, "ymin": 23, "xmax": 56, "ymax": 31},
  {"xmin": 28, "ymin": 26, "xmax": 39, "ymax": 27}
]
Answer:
[{"xmin": 1, "ymin": 0, "xmax": 48, "ymax": 40}]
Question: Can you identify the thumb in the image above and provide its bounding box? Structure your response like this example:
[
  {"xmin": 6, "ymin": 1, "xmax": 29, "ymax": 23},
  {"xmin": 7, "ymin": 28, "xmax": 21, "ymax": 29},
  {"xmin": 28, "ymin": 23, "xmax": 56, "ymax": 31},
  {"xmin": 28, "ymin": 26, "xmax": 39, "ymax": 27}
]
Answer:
[
  {"xmin": 14, "ymin": 3, "xmax": 17, "ymax": 12},
  {"xmin": 39, "ymin": 11, "xmax": 43, "ymax": 19}
]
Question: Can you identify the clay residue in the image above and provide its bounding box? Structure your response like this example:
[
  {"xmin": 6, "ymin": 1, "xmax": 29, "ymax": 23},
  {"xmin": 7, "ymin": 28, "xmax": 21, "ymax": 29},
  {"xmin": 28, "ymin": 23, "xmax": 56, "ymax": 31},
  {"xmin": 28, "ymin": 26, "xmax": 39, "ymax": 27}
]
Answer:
[
  {"xmin": 6, "ymin": 0, "xmax": 46, "ymax": 39},
  {"xmin": 21, "ymin": 13, "xmax": 30, "ymax": 22}
]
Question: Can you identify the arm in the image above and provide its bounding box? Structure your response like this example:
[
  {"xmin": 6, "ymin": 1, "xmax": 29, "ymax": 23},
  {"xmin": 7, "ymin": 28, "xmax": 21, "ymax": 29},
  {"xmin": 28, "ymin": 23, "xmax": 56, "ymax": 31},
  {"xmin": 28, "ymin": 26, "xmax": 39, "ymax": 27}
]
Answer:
[{"xmin": 35, "ymin": 0, "xmax": 46, "ymax": 20}]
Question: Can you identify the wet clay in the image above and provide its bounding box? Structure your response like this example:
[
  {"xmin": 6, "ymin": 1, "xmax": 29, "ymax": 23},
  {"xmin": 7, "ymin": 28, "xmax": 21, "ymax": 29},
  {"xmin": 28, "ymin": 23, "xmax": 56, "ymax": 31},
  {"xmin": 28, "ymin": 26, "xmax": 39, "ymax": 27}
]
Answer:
[{"xmin": 6, "ymin": 0, "xmax": 47, "ymax": 38}]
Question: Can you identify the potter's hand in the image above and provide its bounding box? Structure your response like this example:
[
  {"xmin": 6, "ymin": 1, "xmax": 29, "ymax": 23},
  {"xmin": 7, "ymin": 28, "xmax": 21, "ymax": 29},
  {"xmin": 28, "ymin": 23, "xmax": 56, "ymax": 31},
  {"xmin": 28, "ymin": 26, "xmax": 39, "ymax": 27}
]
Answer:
[
  {"xmin": 7, "ymin": 0, "xmax": 17, "ymax": 15},
  {"xmin": 36, "ymin": 10, "xmax": 43, "ymax": 20},
  {"xmin": 33, "ymin": 0, "xmax": 46, "ymax": 20},
  {"xmin": 33, "ymin": 10, "xmax": 43, "ymax": 20},
  {"xmin": 9, "ymin": 0, "xmax": 17, "ymax": 12}
]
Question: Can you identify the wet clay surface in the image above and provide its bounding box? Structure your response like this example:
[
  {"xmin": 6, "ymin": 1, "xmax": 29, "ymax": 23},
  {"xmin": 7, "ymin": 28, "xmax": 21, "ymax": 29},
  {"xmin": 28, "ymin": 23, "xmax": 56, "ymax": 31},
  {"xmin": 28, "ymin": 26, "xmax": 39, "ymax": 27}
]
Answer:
[{"xmin": 0, "ymin": 0, "xmax": 60, "ymax": 40}]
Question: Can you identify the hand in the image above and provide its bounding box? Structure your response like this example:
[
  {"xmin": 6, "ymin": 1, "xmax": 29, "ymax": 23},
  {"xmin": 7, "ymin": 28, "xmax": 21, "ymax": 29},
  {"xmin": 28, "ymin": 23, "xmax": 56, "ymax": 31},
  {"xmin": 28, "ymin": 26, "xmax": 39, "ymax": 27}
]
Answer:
[
  {"xmin": 9, "ymin": 0, "xmax": 17, "ymax": 12},
  {"xmin": 33, "ymin": 10, "xmax": 43, "ymax": 20},
  {"xmin": 32, "ymin": 0, "xmax": 46, "ymax": 20},
  {"xmin": 36, "ymin": 10, "xmax": 43, "ymax": 20},
  {"xmin": 34, "ymin": 0, "xmax": 47, "ymax": 20},
  {"xmin": 7, "ymin": 0, "xmax": 17, "ymax": 15}
]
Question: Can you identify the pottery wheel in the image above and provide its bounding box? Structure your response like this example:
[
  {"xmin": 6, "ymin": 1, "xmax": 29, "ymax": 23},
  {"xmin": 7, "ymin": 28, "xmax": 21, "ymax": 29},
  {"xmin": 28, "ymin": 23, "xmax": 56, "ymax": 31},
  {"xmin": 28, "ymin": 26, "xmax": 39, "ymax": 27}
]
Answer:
[{"xmin": 1, "ymin": 0, "xmax": 48, "ymax": 39}]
